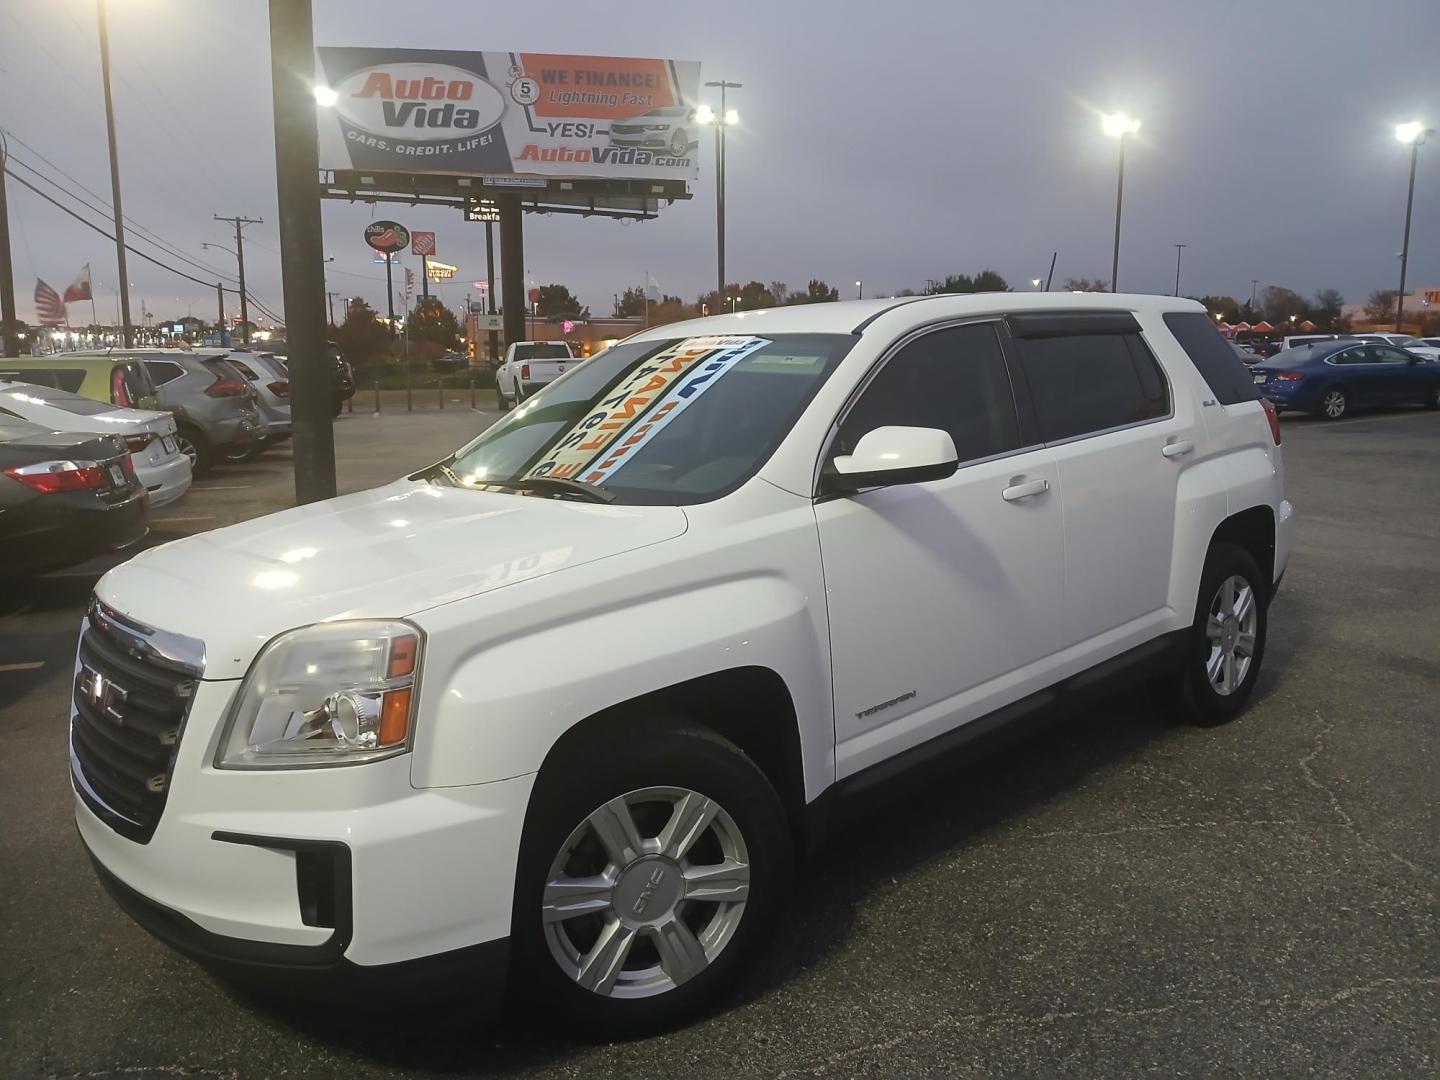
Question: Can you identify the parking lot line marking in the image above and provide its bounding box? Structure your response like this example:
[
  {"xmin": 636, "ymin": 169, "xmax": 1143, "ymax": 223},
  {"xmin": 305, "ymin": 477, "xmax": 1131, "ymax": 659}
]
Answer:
[
  {"xmin": 155, "ymin": 516, "xmax": 216, "ymax": 524},
  {"xmin": 192, "ymin": 484, "xmax": 253, "ymax": 491},
  {"xmin": 0, "ymin": 661, "xmax": 45, "ymax": 672}
]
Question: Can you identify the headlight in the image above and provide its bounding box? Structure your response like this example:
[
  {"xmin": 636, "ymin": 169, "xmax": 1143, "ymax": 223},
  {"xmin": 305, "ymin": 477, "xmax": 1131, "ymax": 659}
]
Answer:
[{"xmin": 215, "ymin": 620, "xmax": 423, "ymax": 769}]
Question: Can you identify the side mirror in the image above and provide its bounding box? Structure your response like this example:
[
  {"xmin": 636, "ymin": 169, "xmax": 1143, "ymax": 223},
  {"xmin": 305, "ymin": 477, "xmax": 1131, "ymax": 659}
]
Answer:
[{"xmin": 823, "ymin": 426, "xmax": 959, "ymax": 495}]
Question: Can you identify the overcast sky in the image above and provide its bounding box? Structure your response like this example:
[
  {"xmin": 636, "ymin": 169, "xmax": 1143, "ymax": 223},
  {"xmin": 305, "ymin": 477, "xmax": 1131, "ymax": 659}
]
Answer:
[{"xmin": 2, "ymin": 0, "xmax": 1437, "ymax": 327}]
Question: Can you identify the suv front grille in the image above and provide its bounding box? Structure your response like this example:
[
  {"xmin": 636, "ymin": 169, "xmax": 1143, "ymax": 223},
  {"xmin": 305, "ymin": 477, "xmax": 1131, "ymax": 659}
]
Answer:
[{"xmin": 71, "ymin": 611, "xmax": 200, "ymax": 844}]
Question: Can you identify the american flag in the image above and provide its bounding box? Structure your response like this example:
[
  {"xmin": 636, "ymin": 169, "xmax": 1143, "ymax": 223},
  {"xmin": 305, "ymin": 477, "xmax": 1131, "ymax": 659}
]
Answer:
[{"xmin": 34, "ymin": 279, "xmax": 65, "ymax": 326}]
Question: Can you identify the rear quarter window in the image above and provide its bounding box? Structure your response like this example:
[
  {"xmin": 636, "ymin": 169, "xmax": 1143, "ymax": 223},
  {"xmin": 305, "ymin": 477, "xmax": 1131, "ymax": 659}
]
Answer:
[
  {"xmin": 1163, "ymin": 313, "xmax": 1262, "ymax": 405},
  {"xmin": 0, "ymin": 368, "xmax": 86, "ymax": 392}
]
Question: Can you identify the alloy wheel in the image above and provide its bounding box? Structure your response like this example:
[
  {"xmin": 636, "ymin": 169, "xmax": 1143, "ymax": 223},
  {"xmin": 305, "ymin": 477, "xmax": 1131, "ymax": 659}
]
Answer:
[
  {"xmin": 175, "ymin": 435, "xmax": 198, "ymax": 468},
  {"xmin": 542, "ymin": 785, "xmax": 750, "ymax": 999},
  {"xmin": 1205, "ymin": 574, "xmax": 1258, "ymax": 696},
  {"xmin": 1322, "ymin": 390, "xmax": 1346, "ymax": 419}
]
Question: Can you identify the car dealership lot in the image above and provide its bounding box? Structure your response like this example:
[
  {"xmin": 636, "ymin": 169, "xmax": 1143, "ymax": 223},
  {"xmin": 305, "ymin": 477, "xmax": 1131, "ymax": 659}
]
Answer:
[{"xmin": 1, "ymin": 408, "xmax": 1435, "ymax": 1077}]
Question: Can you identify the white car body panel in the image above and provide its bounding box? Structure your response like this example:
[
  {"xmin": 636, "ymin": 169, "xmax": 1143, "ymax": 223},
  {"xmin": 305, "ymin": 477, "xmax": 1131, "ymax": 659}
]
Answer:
[{"xmin": 77, "ymin": 293, "xmax": 1294, "ymax": 969}]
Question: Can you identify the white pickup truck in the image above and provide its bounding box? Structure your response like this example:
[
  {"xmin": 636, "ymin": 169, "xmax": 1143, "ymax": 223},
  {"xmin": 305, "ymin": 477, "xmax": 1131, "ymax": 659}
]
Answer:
[{"xmin": 495, "ymin": 341, "xmax": 575, "ymax": 409}]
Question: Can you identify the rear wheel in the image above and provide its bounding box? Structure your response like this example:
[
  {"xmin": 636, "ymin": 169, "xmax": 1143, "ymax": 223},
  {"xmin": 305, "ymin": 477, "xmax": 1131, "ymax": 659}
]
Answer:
[
  {"xmin": 174, "ymin": 425, "xmax": 213, "ymax": 477},
  {"xmin": 514, "ymin": 379, "xmax": 526, "ymax": 405},
  {"xmin": 1424, "ymin": 382, "xmax": 1440, "ymax": 410},
  {"xmin": 1318, "ymin": 386, "xmax": 1348, "ymax": 420},
  {"xmin": 495, "ymin": 380, "xmax": 510, "ymax": 412},
  {"xmin": 512, "ymin": 724, "xmax": 791, "ymax": 1036},
  {"xmin": 1176, "ymin": 543, "xmax": 1268, "ymax": 726}
]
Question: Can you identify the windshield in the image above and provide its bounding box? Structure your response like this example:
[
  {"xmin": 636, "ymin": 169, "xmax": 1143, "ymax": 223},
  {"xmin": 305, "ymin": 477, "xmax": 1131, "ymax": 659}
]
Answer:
[
  {"xmin": 512, "ymin": 343, "xmax": 571, "ymax": 360},
  {"xmin": 430, "ymin": 333, "xmax": 854, "ymax": 505}
]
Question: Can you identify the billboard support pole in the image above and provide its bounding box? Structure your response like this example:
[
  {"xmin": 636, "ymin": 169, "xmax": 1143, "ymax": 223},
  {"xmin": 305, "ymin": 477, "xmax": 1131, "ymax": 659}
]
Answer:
[
  {"xmin": 384, "ymin": 255, "xmax": 395, "ymax": 338},
  {"xmin": 267, "ymin": 0, "xmax": 335, "ymax": 504},
  {"xmin": 499, "ymin": 194, "xmax": 524, "ymax": 349},
  {"xmin": 421, "ymin": 255, "xmax": 430, "ymax": 302},
  {"xmin": 485, "ymin": 220, "xmax": 498, "ymax": 363}
]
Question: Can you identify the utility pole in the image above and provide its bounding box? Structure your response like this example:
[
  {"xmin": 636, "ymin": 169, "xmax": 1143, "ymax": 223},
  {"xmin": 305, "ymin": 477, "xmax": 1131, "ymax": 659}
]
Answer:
[
  {"xmin": 214, "ymin": 213, "xmax": 262, "ymax": 343},
  {"xmin": 96, "ymin": 0, "xmax": 133, "ymax": 347},
  {"xmin": 215, "ymin": 282, "xmax": 224, "ymax": 344},
  {"xmin": 0, "ymin": 133, "xmax": 19, "ymax": 357},
  {"xmin": 1250, "ymin": 279, "xmax": 1260, "ymax": 312},
  {"xmin": 266, "ymin": 0, "xmax": 334, "ymax": 503},
  {"xmin": 326, "ymin": 291, "xmax": 337, "ymax": 326},
  {"xmin": 1173, "ymin": 243, "xmax": 1186, "ymax": 297}
]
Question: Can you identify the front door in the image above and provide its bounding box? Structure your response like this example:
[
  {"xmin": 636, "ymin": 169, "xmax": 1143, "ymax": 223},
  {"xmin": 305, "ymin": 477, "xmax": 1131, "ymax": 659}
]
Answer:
[
  {"xmin": 1370, "ymin": 345, "xmax": 1426, "ymax": 403},
  {"xmin": 815, "ymin": 321, "xmax": 1064, "ymax": 779}
]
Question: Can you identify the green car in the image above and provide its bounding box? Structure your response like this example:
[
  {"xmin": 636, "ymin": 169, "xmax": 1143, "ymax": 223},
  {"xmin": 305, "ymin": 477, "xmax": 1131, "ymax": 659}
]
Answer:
[{"xmin": 0, "ymin": 352, "xmax": 160, "ymax": 411}]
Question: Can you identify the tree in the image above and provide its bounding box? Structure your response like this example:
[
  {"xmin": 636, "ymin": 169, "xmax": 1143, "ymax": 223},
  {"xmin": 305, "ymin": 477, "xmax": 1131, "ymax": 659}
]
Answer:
[
  {"xmin": 1260, "ymin": 285, "xmax": 1306, "ymax": 325},
  {"xmin": 614, "ymin": 286, "xmax": 646, "ymax": 318},
  {"xmin": 1063, "ymin": 277, "xmax": 1109, "ymax": 293},
  {"xmin": 1198, "ymin": 295, "xmax": 1242, "ymax": 322},
  {"xmin": 1365, "ymin": 289, "xmax": 1398, "ymax": 323},
  {"xmin": 407, "ymin": 299, "xmax": 462, "ymax": 350},
  {"xmin": 1310, "ymin": 288, "xmax": 1345, "ymax": 328},
  {"xmin": 971, "ymin": 270, "xmax": 1010, "ymax": 292},
  {"xmin": 769, "ymin": 281, "xmax": 791, "ymax": 305},
  {"xmin": 696, "ymin": 281, "xmax": 777, "ymax": 314},
  {"xmin": 535, "ymin": 283, "xmax": 588, "ymax": 321},
  {"xmin": 784, "ymin": 279, "xmax": 839, "ymax": 304},
  {"xmin": 333, "ymin": 298, "xmax": 391, "ymax": 366}
]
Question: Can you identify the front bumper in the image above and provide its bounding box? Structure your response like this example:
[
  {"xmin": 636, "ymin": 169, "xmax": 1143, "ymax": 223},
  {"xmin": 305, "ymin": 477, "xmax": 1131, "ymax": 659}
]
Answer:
[{"xmin": 76, "ymin": 678, "xmax": 535, "ymax": 975}]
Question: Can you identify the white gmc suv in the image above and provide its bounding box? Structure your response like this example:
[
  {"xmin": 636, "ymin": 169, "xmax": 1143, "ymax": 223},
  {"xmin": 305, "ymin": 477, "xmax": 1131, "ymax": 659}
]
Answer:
[{"xmin": 72, "ymin": 294, "xmax": 1293, "ymax": 1033}]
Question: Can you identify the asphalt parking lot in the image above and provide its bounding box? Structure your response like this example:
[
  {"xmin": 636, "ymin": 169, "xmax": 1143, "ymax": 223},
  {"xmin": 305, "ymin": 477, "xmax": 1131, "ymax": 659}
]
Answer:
[{"xmin": 1, "ymin": 405, "xmax": 1436, "ymax": 1078}]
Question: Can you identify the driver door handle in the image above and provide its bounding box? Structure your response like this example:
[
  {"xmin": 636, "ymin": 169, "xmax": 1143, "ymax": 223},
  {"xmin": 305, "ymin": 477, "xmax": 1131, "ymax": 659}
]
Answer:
[
  {"xmin": 1001, "ymin": 477, "xmax": 1050, "ymax": 502},
  {"xmin": 1162, "ymin": 439, "xmax": 1195, "ymax": 459}
]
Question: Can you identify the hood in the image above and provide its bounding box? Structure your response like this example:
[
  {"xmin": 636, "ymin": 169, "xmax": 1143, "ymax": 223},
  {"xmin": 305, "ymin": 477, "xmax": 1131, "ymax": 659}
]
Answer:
[{"xmin": 96, "ymin": 479, "xmax": 688, "ymax": 679}]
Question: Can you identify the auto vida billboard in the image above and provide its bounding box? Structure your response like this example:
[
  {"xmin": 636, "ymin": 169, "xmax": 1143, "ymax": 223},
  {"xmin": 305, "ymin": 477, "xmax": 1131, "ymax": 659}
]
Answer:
[{"xmin": 315, "ymin": 48, "xmax": 701, "ymax": 181}]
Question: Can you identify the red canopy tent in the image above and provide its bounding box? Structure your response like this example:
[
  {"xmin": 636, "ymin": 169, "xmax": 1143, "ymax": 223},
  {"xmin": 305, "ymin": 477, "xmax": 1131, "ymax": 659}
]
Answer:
[
  {"xmin": 1297, "ymin": 320, "xmax": 1316, "ymax": 332},
  {"xmin": 1231, "ymin": 321, "xmax": 1252, "ymax": 332},
  {"xmin": 1217, "ymin": 321, "xmax": 1233, "ymax": 331},
  {"xmin": 1251, "ymin": 320, "xmax": 1275, "ymax": 333}
]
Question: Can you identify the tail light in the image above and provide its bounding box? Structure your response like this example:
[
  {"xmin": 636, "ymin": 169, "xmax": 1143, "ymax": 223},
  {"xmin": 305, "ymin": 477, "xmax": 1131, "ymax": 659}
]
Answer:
[
  {"xmin": 205, "ymin": 376, "xmax": 249, "ymax": 398},
  {"xmin": 123, "ymin": 432, "xmax": 157, "ymax": 453},
  {"xmin": 121, "ymin": 452, "xmax": 137, "ymax": 478},
  {"xmin": 1273, "ymin": 372, "xmax": 1305, "ymax": 382},
  {"xmin": 4, "ymin": 460, "xmax": 110, "ymax": 494},
  {"xmin": 110, "ymin": 367, "xmax": 132, "ymax": 408},
  {"xmin": 520, "ymin": 363, "xmax": 530, "ymax": 380},
  {"xmin": 267, "ymin": 381, "xmax": 290, "ymax": 397},
  {"xmin": 1260, "ymin": 398, "xmax": 1282, "ymax": 445}
]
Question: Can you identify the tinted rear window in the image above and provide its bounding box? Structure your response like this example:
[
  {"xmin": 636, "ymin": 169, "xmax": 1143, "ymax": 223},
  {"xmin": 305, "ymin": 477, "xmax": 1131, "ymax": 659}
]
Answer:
[
  {"xmin": 513, "ymin": 344, "xmax": 570, "ymax": 360},
  {"xmin": 1163, "ymin": 313, "xmax": 1261, "ymax": 405},
  {"xmin": 1014, "ymin": 332, "xmax": 1170, "ymax": 443},
  {"xmin": 0, "ymin": 368, "xmax": 87, "ymax": 392}
]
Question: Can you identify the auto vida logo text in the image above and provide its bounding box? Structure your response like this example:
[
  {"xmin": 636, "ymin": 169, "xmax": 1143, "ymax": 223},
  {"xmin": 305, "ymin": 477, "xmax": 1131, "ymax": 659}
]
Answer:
[
  {"xmin": 516, "ymin": 143, "xmax": 692, "ymax": 167},
  {"xmin": 333, "ymin": 63, "xmax": 506, "ymax": 139}
]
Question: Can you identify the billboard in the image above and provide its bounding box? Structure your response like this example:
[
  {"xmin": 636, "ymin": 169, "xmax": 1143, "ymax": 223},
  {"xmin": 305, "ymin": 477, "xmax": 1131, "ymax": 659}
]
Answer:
[{"xmin": 315, "ymin": 48, "xmax": 701, "ymax": 181}]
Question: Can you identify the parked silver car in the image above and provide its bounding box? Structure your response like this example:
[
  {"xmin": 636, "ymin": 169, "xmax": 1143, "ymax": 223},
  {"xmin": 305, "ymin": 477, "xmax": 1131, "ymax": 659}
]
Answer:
[
  {"xmin": 216, "ymin": 350, "xmax": 292, "ymax": 447},
  {"xmin": 136, "ymin": 352, "xmax": 262, "ymax": 475}
]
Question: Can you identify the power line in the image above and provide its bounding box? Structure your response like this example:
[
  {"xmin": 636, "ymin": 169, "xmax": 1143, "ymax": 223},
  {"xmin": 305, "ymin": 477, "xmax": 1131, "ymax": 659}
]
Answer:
[{"xmin": 3, "ymin": 149, "xmax": 241, "ymax": 285}]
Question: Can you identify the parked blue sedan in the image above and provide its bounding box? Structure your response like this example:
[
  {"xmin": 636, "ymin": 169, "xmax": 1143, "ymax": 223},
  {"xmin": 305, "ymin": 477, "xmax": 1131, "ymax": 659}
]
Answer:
[{"xmin": 1250, "ymin": 340, "xmax": 1440, "ymax": 420}]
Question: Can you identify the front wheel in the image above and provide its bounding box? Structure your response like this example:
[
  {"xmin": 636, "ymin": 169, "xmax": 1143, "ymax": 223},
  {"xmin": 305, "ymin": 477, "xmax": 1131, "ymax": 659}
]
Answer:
[
  {"xmin": 174, "ymin": 426, "xmax": 213, "ymax": 477},
  {"xmin": 512, "ymin": 724, "xmax": 792, "ymax": 1036},
  {"xmin": 1318, "ymin": 386, "xmax": 1349, "ymax": 420},
  {"xmin": 1176, "ymin": 543, "xmax": 1268, "ymax": 726}
]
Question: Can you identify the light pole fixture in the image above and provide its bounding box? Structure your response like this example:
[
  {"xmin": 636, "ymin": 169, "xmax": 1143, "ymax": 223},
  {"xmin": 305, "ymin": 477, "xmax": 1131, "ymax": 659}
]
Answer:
[
  {"xmin": 1100, "ymin": 112, "xmax": 1141, "ymax": 292},
  {"xmin": 96, "ymin": 0, "xmax": 134, "ymax": 347},
  {"xmin": 1031, "ymin": 278, "xmax": 1043, "ymax": 289},
  {"xmin": 855, "ymin": 280, "xmax": 863, "ymax": 299},
  {"xmin": 1394, "ymin": 121, "xmax": 1433, "ymax": 331},
  {"xmin": 698, "ymin": 81, "xmax": 742, "ymax": 300}
]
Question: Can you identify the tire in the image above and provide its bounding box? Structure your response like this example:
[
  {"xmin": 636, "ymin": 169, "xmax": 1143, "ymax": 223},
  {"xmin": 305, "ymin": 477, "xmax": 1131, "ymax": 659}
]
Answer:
[
  {"xmin": 332, "ymin": 398, "xmax": 344, "ymax": 418},
  {"xmin": 1424, "ymin": 382, "xmax": 1440, "ymax": 410},
  {"xmin": 174, "ymin": 426, "xmax": 213, "ymax": 478},
  {"xmin": 513, "ymin": 379, "xmax": 526, "ymax": 405},
  {"xmin": 1176, "ymin": 543, "xmax": 1268, "ymax": 726},
  {"xmin": 512, "ymin": 722, "xmax": 792, "ymax": 1037},
  {"xmin": 670, "ymin": 129, "xmax": 688, "ymax": 156},
  {"xmin": 495, "ymin": 381, "xmax": 510, "ymax": 412},
  {"xmin": 1318, "ymin": 386, "xmax": 1348, "ymax": 420}
]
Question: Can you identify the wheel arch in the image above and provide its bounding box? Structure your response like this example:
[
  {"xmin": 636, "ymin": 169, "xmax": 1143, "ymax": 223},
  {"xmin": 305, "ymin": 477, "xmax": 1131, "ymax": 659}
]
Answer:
[
  {"xmin": 1208, "ymin": 504, "xmax": 1276, "ymax": 602},
  {"xmin": 530, "ymin": 665, "xmax": 809, "ymax": 853}
]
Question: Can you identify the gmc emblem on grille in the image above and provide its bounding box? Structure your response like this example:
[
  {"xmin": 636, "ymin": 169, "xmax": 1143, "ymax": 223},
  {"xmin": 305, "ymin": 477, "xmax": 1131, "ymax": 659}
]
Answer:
[{"xmin": 77, "ymin": 664, "xmax": 129, "ymax": 722}]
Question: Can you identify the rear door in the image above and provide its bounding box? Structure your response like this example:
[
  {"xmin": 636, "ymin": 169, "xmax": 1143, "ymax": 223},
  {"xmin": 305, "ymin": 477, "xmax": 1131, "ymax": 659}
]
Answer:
[
  {"xmin": 1007, "ymin": 312, "xmax": 1198, "ymax": 652},
  {"xmin": 815, "ymin": 320, "xmax": 1065, "ymax": 776}
]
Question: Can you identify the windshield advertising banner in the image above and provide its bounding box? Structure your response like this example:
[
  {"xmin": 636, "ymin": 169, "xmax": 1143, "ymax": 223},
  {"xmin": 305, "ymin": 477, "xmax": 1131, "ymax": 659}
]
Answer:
[{"xmin": 316, "ymin": 48, "xmax": 701, "ymax": 181}]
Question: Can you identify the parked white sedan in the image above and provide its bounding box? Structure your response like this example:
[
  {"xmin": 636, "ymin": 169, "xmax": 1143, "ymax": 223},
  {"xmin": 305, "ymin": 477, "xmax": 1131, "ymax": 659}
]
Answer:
[{"xmin": 0, "ymin": 380, "xmax": 192, "ymax": 507}]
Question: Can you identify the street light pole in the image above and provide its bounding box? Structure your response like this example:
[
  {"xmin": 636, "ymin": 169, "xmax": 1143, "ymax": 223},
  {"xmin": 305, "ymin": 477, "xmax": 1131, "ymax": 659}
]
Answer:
[
  {"xmin": 1394, "ymin": 122, "xmax": 1433, "ymax": 331},
  {"xmin": 855, "ymin": 280, "xmax": 863, "ymax": 300},
  {"xmin": 703, "ymin": 80, "xmax": 742, "ymax": 300},
  {"xmin": 1101, "ymin": 113, "xmax": 1141, "ymax": 293},
  {"xmin": 1173, "ymin": 243, "xmax": 1186, "ymax": 296},
  {"xmin": 96, "ymin": 0, "xmax": 133, "ymax": 348}
]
